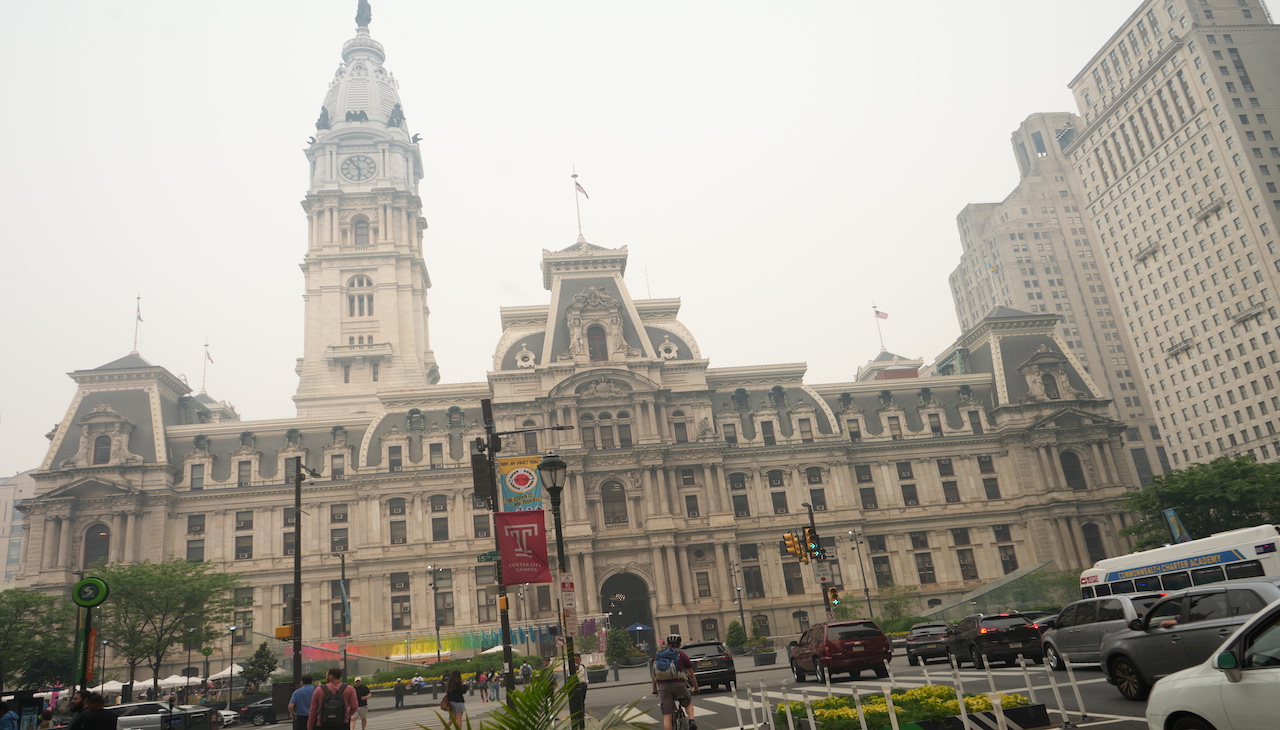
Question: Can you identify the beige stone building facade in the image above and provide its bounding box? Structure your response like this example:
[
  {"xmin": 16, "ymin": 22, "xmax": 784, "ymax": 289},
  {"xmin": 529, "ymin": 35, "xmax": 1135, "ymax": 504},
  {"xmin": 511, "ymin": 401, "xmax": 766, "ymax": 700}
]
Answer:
[
  {"xmin": 15, "ymin": 6, "xmax": 1142, "ymax": 675},
  {"xmin": 1061, "ymin": 0, "xmax": 1280, "ymax": 466}
]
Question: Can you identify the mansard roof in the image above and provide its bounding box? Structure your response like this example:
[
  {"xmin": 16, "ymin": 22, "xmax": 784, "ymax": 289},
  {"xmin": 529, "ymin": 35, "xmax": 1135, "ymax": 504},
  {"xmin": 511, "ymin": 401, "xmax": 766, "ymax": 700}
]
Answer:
[{"xmin": 92, "ymin": 352, "xmax": 153, "ymax": 371}]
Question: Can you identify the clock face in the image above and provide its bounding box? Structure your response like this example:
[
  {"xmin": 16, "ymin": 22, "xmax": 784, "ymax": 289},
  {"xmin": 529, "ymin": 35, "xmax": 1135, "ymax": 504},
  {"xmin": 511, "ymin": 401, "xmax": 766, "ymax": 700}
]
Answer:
[{"xmin": 341, "ymin": 155, "xmax": 377, "ymax": 181}]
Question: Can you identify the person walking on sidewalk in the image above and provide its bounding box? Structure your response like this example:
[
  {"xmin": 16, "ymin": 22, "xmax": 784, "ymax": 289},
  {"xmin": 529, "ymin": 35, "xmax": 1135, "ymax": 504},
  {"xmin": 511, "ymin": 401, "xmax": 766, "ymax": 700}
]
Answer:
[
  {"xmin": 569, "ymin": 653, "xmax": 589, "ymax": 730},
  {"xmin": 288, "ymin": 675, "xmax": 315, "ymax": 730},
  {"xmin": 308, "ymin": 668, "xmax": 357, "ymax": 730},
  {"xmin": 392, "ymin": 679, "xmax": 405, "ymax": 710},
  {"xmin": 351, "ymin": 678, "xmax": 370, "ymax": 730}
]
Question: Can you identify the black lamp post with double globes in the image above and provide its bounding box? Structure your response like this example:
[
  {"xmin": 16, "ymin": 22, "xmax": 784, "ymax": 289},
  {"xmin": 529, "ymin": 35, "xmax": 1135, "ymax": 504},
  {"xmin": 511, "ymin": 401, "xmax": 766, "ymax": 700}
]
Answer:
[{"xmin": 535, "ymin": 453, "xmax": 572, "ymax": 681}]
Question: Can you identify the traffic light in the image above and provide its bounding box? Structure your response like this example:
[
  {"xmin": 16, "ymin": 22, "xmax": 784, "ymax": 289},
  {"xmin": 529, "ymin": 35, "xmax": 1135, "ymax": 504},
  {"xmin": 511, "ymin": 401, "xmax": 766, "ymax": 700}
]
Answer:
[
  {"xmin": 804, "ymin": 528, "xmax": 825, "ymax": 561},
  {"xmin": 827, "ymin": 586, "xmax": 841, "ymax": 605},
  {"xmin": 783, "ymin": 532, "xmax": 809, "ymax": 563}
]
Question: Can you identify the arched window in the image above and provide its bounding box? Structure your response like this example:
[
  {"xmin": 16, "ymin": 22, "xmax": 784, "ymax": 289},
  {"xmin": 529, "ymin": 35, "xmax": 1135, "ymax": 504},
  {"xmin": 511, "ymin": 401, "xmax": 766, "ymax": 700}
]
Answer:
[
  {"xmin": 1060, "ymin": 451, "xmax": 1087, "ymax": 489},
  {"xmin": 83, "ymin": 524, "xmax": 111, "ymax": 568},
  {"xmin": 1082, "ymin": 523, "xmax": 1107, "ymax": 563},
  {"xmin": 587, "ymin": 325, "xmax": 608, "ymax": 361},
  {"xmin": 602, "ymin": 482, "xmax": 628, "ymax": 525},
  {"xmin": 671, "ymin": 410, "xmax": 689, "ymax": 443},
  {"xmin": 751, "ymin": 614, "xmax": 770, "ymax": 638},
  {"xmin": 579, "ymin": 414, "xmax": 596, "ymax": 450},
  {"xmin": 805, "ymin": 467, "xmax": 823, "ymax": 484},
  {"xmin": 1042, "ymin": 373, "xmax": 1061, "ymax": 399},
  {"xmin": 347, "ymin": 275, "xmax": 375, "ymax": 317},
  {"xmin": 793, "ymin": 610, "xmax": 810, "ymax": 634},
  {"xmin": 430, "ymin": 494, "xmax": 448, "ymax": 512},
  {"xmin": 388, "ymin": 497, "xmax": 406, "ymax": 515},
  {"xmin": 521, "ymin": 419, "xmax": 539, "ymax": 454},
  {"xmin": 353, "ymin": 218, "xmax": 370, "ymax": 247},
  {"xmin": 93, "ymin": 435, "xmax": 111, "ymax": 465}
]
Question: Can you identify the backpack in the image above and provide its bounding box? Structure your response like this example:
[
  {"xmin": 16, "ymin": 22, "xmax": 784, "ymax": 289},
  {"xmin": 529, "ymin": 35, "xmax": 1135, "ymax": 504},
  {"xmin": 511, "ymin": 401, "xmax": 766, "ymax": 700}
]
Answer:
[
  {"xmin": 653, "ymin": 648, "xmax": 684, "ymax": 681},
  {"xmin": 318, "ymin": 683, "xmax": 348, "ymax": 729}
]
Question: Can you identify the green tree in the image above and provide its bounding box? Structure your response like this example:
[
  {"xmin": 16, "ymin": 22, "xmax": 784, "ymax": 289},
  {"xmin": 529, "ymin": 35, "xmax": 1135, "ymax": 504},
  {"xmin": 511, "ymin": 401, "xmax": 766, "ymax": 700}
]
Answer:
[
  {"xmin": 724, "ymin": 620, "xmax": 747, "ymax": 648},
  {"xmin": 877, "ymin": 583, "xmax": 920, "ymax": 620},
  {"xmin": 91, "ymin": 559, "xmax": 242, "ymax": 697},
  {"xmin": 0, "ymin": 588, "xmax": 75, "ymax": 692},
  {"xmin": 240, "ymin": 642, "xmax": 278, "ymax": 693},
  {"xmin": 604, "ymin": 628, "xmax": 633, "ymax": 666},
  {"xmin": 1120, "ymin": 455, "xmax": 1280, "ymax": 550}
]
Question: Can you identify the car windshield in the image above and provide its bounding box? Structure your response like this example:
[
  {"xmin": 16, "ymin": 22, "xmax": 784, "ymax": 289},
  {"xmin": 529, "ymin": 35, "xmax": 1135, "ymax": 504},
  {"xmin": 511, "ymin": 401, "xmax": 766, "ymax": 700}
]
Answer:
[
  {"xmin": 827, "ymin": 624, "xmax": 881, "ymax": 640},
  {"xmin": 909, "ymin": 625, "xmax": 948, "ymax": 636},
  {"xmin": 682, "ymin": 643, "xmax": 724, "ymax": 657},
  {"xmin": 980, "ymin": 616, "xmax": 1031, "ymax": 630}
]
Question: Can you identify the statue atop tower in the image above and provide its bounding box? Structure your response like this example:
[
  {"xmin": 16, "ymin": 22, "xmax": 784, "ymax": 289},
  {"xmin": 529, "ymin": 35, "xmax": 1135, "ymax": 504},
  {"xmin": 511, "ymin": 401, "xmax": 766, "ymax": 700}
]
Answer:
[{"xmin": 356, "ymin": 0, "xmax": 371, "ymax": 28}]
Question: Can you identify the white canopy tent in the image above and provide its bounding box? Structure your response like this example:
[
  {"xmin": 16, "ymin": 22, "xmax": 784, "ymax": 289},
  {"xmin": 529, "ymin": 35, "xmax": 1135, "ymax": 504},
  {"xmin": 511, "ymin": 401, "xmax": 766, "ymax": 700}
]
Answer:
[
  {"xmin": 158, "ymin": 674, "xmax": 201, "ymax": 688},
  {"xmin": 208, "ymin": 664, "xmax": 243, "ymax": 680}
]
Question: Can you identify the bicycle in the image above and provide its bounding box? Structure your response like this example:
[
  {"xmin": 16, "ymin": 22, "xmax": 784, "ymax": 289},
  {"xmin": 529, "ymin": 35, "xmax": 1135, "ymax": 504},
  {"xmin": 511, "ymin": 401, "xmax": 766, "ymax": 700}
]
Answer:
[{"xmin": 672, "ymin": 703, "xmax": 690, "ymax": 730}]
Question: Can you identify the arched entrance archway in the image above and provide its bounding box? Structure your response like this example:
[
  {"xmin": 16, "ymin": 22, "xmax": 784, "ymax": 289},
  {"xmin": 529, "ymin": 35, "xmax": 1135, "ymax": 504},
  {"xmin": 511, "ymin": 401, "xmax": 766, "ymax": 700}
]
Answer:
[{"xmin": 600, "ymin": 572, "xmax": 654, "ymax": 654}]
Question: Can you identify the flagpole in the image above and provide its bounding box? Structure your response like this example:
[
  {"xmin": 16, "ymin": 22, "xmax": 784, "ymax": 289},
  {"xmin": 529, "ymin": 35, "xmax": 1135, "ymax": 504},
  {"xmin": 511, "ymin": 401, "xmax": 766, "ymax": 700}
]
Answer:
[
  {"xmin": 872, "ymin": 305, "xmax": 886, "ymax": 351},
  {"xmin": 571, "ymin": 168, "xmax": 583, "ymax": 235},
  {"xmin": 202, "ymin": 337, "xmax": 210, "ymax": 391},
  {"xmin": 132, "ymin": 295, "xmax": 141, "ymax": 353}
]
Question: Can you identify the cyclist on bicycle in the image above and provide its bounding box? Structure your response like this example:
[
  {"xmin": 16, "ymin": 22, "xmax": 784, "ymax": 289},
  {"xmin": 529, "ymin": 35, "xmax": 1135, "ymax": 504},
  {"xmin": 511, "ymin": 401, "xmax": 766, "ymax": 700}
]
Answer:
[{"xmin": 651, "ymin": 634, "xmax": 698, "ymax": 730}]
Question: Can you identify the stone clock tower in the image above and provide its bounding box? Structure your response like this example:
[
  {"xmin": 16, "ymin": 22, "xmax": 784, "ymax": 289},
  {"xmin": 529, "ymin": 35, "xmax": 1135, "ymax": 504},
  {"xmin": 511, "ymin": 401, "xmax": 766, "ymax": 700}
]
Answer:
[{"xmin": 293, "ymin": 7, "xmax": 440, "ymax": 417}]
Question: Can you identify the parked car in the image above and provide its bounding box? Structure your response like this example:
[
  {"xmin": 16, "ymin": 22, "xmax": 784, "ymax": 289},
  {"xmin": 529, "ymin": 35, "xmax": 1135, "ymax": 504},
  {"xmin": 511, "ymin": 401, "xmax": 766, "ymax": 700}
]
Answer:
[
  {"xmin": 1042, "ymin": 593, "xmax": 1164, "ymax": 670},
  {"xmin": 945, "ymin": 613, "xmax": 1044, "ymax": 668},
  {"xmin": 1145, "ymin": 595, "xmax": 1280, "ymax": 730},
  {"xmin": 1100, "ymin": 578, "xmax": 1280, "ymax": 700},
  {"xmin": 904, "ymin": 623, "xmax": 952, "ymax": 666},
  {"xmin": 216, "ymin": 710, "xmax": 239, "ymax": 726},
  {"xmin": 788, "ymin": 620, "xmax": 892, "ymax": 682},
  {"xmin": 110, "ymin": 701, "xmax": 215, "ymax": 730},
  {"xmin": 237, "ymin": 699, "xmax": 278, "ymax": 727},
  {"xmin": 679, "ymin": 640, "xmax": 737, "ymax": 691}
]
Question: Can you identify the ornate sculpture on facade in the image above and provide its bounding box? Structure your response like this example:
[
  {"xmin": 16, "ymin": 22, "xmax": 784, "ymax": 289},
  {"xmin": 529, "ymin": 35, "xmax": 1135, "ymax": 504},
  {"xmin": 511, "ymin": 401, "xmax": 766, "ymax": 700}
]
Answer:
[
  {"xmin": 387, "ymin": 103, "xmax": 404, "ymax": 127},
  {"xmin": 578, "ymin": 378, "xmax": 630, "ymax": 399},
  {"xmin": 345, "ymin": 110, "xmax": 370, "ymax": 122},
  {"xmin": 513, "ymin": 343, "xmax": 536, "ymax": 368},
  {"xmin": 569, "ymin": 287, "xmax": 620, "ymax": 309},
  {"xmin": 355, "ymin": 0, "xmax": 372, "ymax": 27},
  {"xmin": 316, "ymin": 106, "xmax": 330, "ymax": 130},
  {"xmin": 877, "ymin": 389, "xmax": 895, "ymax": 409}
]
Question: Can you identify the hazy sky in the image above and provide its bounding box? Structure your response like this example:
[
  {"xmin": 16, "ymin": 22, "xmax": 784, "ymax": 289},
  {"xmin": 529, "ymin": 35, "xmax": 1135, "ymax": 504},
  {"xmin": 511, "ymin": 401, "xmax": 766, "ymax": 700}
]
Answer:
[{"xmin": 1, "ymin": 0, "xmax": 1198, "ymax": 476}]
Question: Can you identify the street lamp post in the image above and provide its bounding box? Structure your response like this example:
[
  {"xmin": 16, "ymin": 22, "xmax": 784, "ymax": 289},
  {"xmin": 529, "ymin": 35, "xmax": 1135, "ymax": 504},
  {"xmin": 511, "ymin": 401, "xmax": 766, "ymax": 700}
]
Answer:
[
  {"xmin": 334, "ymin": 552, "xmax": 349, "ymax": 676},
  {"xmin": 226, "ymin": 624, "xmax": 240, "ymax": 705},
  {"xmin": 185, "ymin": 628, "xmax": 196, "ymax": 700},
  {"xmin": 536, "ymin": 453, "xmax": 571, "ymax": 682},
  {"xmin": 100, "ymin": 639, "xmax": 109, "ymax": 691},
  {"xmin": 427, "ymin": 565, "xmax": 442, "ymax": 663},
  {"xmin": 847, "ymin": 530, "xmax": 875, "ymax": 618},
  {"xmin": 292, "ymin": 460, "xmax": 322, "ymax": 689}
]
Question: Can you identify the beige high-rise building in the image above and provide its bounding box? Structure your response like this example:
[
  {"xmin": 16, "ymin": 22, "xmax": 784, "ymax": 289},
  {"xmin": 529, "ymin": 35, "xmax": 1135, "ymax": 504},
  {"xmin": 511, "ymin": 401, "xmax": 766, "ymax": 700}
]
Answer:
[
  {"xmin": 950, "ymin": 113, "xmax": 1171, "ymax": 483},
  {"xmin": 1061, "ymin": 0, "xmax": 1280, "ymax": 467}
]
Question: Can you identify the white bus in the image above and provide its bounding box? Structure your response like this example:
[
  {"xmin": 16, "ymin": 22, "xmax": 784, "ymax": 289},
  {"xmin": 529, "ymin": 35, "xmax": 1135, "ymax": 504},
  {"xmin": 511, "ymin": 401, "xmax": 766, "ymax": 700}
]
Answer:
[{"xmin": 1079, "ymin": 524, "xmax": 1280, "ymax": 598}]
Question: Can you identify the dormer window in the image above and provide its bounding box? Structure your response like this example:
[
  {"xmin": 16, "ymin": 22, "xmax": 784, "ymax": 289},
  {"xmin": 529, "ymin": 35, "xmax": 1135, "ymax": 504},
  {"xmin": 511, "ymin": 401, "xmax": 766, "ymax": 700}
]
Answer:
[
  {"xmin": 93, "ymin": 435, "xmax": 111, "ymax": 465},
  {"xmin": 1042, "ymin": 373, "xmax": 1062, "ymax": 399},
  {"xmin": 587, "ymin": 326, "xmax": 608, "ymax": 361}
]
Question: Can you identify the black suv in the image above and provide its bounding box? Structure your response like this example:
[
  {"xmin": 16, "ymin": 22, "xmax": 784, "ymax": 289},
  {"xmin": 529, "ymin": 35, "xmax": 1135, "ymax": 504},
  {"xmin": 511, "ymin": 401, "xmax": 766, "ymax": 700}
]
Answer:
[
  {"xmin": 945, "ymin": 613, "xmax": 1044, "ymax": 668},
  {"xmin": 680, "ymin": 641, "xmax": 737, "ymax": 691},
  {"xmin": 904, "ymin": 623, "xmax": 951, "ymax": 666}
]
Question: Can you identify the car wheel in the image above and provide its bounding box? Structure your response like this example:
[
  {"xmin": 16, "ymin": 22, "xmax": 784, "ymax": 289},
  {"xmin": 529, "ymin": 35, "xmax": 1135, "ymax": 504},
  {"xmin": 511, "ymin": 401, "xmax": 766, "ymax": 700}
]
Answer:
[
  {"xmin": 907, "ymin": 653, "xmax": 919, "ymax": 666},
  {"xmin": 251, "ymin": 714, "xmax": 268, "ymax": 727},
  {"xmin": 791, "ymin": 661, "xmax": 806, "ymax": 683},
  {"xmin": 1109, "ymin": 657, "xmax": 1150, "ymax": 701},
  {"xmin": 813, "ymin": 660, "xmax": 827, "ymax": 684},
  {"xmin": 850, "ymin": 669, "xmax": 861, "ymax": 680},
  {"xmin": 1171, "ymin": 716, "xmax": 1218, "ymax": 730},
  {"xmin": 1044, "ymin": 644, "xmax": 1066, "ymax": 672},
  {"xmin": 873, "ymin": 662, "xmax": 889, "ymax": 678},
  {"xmin": 969, "ymin": 645, "xmax": 985, "ymax": 669}
]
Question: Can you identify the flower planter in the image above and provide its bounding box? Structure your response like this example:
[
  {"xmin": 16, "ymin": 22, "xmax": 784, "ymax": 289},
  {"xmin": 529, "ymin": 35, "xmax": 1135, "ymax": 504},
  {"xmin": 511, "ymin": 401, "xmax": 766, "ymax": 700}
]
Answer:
[
  {"xmin": 618, "ymin": 656, "xmax": 650, "ymax": 668},
  {"xmin": 728, "ymin": 646, "xmax": 749, "ymax": 656},
  {"xmin": 898, "ymin": 703, "xmax": 1050, "ymax": 730},
  {"xmin": 753, "ymin": 651, "xmax": 778, "ymax": 666},
  {"xmin": 586, "ymin": 669, "xmax": 609, "ymax": 684}
]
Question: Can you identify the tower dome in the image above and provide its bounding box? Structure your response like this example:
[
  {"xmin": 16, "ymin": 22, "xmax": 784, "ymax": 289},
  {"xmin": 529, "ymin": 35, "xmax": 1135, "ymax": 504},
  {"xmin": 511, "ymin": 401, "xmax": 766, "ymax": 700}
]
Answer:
[{"xmin": 315, "ymin": 15, "xmax": 408, "ymax": 139}]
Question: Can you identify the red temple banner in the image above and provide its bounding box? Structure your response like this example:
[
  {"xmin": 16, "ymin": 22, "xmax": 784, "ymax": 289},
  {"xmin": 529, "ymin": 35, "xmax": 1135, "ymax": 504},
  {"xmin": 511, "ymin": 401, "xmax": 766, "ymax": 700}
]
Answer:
[{"xmin": 495, "ymin": 510, "xmax": 551, "ymax": 584}]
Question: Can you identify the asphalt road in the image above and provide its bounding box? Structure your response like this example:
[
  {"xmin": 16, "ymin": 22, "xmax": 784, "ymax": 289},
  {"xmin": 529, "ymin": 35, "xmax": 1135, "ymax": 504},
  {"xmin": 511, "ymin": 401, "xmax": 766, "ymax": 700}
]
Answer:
[{"xmin": 298, "ymin": 655, "xmax": 1151, "ymax": 729}]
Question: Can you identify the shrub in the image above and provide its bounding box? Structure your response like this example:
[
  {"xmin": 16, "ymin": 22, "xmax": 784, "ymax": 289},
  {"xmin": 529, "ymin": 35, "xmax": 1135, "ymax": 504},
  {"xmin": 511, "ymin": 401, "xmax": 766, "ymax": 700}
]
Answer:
[
  {"xmin": 774, "ymin": 685, "xmax": 1031, "ymax": 729},
  {"xmin": 725, "ymin": 620, "xmax": 747, "ymax": 648}
]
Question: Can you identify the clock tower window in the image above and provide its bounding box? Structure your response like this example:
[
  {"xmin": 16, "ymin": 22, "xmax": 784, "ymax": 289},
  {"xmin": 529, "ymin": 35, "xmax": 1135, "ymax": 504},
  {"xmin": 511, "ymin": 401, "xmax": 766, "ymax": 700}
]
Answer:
[
  {"xmin": 347, "ymin": 275, "xmax": 375, "ymax": 317},
  {"xmin": 586, "ymin": 325, "xmax": 608, "ymax": 362},
  {"xmin": 354, "ymin": 218, "xmax": 370, "ymax": 247}
]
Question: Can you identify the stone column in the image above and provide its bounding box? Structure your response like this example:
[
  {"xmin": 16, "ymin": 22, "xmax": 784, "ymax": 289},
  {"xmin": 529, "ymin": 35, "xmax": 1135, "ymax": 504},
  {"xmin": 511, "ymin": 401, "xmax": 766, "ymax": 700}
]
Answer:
[
  {"xmin": 582, "ymin": 550, "xmax": 598, "ymax": 615},
  {"xmin": 650, "ymin": 547, "xmax": 668, "ymax": 608},
  {"xmin": 57, "ymin": 517, "xmax": 72, "ymax": 569},
  {"xmin": 40, "ymin": 519, "xmax": 56, "ymax": 569},
  {"xmin": 1035, "ymin": 447, "xmax": 1056, "ymax": 489},
  {"xmin": 111, "ymin": 513, "xmax": 126, "ymax": 562},
  {"xmin": 715, "ymin": 543, "xmax": 733, "ymax": 598},
  {"xmin": 675, "ymin": 546, "xmax": 692, "ymax": 605},
  {"xmin": 1051, "ymin": 447, "xmax": 1071, "ymax": 488},
  {"xmin": 701, "ymin": 464, "xmax": 721, "ymax": 514},
  {"xmin": 642, "ymin": 468, "xmax": 659, "ymax": 518},
  {"xmin": 664, "ymin": 547, "xmax": 681, "ymax": 608},
  {"xmin": 1090, "ymin": 442, "xmax": 1111, "ymax": 484}
]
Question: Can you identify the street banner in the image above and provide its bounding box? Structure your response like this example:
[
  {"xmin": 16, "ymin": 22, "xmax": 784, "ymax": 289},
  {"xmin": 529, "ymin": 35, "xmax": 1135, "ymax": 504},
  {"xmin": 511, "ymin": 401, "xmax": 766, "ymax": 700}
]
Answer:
[
  {"xmin": 1164, "ymin": 507, "xmax": 1192, "ymax": 543},
  {"xmin": 499, "ymin": 455, "xmax": 544, "ymax": 511},
  {"xmin": 496, "ymin": 510, "xmax": 551, "ymax": 584}
]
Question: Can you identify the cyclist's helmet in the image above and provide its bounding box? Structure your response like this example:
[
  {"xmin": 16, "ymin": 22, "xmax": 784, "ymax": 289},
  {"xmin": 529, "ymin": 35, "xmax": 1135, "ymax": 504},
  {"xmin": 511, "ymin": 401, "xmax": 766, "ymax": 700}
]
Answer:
[{"xmin": 665, "ymin": 633, "xmax": 682, "ymax": 647}]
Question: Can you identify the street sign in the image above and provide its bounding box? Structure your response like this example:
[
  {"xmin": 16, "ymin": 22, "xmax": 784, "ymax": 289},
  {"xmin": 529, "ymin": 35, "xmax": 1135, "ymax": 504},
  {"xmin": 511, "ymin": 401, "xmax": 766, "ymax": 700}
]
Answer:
[
  {"xmin": 827, "ymin": 611, "xmax": 835, "ymax": 620},
  {"xmin": 563, "ymin": 607, "xmax": 578, "ymax": 637},
  {"xmin": 555, "ymin": 635, "xmax": 567, "ymax": 647},
  {"xmin": 201, "ymin": 647, "xmax": 214, "ymax": 657},
  {"xmin": 812, "ymin": 562, "xmax": 832, "ymax": 584},
  {"xmin": 477, "ymin": 550, "xmax": 500, "ymax": 562},
  {"xmin": 560, "ymin": 573, "xmax": 578, "ymax": 637},
  {"xmin": 72, "ymin": 577, "xmax": 109, "ymax": 608}
]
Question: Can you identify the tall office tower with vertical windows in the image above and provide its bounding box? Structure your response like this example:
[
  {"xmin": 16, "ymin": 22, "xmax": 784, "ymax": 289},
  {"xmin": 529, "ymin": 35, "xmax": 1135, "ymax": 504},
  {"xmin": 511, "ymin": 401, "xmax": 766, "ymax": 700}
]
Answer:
[
  {"xmin": 950, "ymin": 113, "xmax": 1170, "ymax": 483},
  {"xmin": 1062, "ymin": 0, "xmax": 1280, "ymax": 467}
]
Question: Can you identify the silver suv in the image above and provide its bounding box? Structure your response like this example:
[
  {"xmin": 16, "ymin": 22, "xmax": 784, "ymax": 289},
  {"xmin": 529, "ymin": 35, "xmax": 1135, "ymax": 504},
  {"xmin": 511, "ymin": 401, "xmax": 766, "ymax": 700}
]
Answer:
[
  {"xmin": 1041, "ymin": 593, "xmax": 1163, "ymax": 670},
  {"xmin": 1099, "ymin": 578, "xmax": 1280, "ymax": 700}
]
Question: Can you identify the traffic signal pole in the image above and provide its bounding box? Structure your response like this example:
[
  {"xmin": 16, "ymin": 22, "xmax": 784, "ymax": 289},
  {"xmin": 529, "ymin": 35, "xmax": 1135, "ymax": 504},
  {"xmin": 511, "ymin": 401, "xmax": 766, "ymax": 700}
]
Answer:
[{"xmin": 799, "ymin": 503, "xmax": 831, "ymax": 613}]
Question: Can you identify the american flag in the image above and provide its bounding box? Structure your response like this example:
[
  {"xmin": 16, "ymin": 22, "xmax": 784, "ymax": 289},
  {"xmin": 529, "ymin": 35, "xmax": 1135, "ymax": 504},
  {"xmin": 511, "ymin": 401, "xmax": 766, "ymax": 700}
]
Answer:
[
  {"xmin": 874, "ymin": 309, "xmax": 889, "ymax": 320},
  {"xmin": 575, "ymin": 181, "xmax": 589, "ymax": 199}
]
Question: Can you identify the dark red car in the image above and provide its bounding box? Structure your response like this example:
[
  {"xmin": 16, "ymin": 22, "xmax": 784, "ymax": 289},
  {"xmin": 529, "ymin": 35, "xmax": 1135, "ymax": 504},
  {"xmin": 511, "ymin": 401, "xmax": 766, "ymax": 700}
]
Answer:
[{"xmin": 788, "ymin": 620, "xmax": 892, "ymax": 682}]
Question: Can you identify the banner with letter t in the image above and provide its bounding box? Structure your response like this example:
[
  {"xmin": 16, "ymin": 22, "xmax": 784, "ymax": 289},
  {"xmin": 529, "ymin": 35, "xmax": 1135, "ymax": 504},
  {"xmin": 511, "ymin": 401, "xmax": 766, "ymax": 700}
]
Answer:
[{"xmin": 496, "ymin": 510, "xmax": 551, "ymax": 584}]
